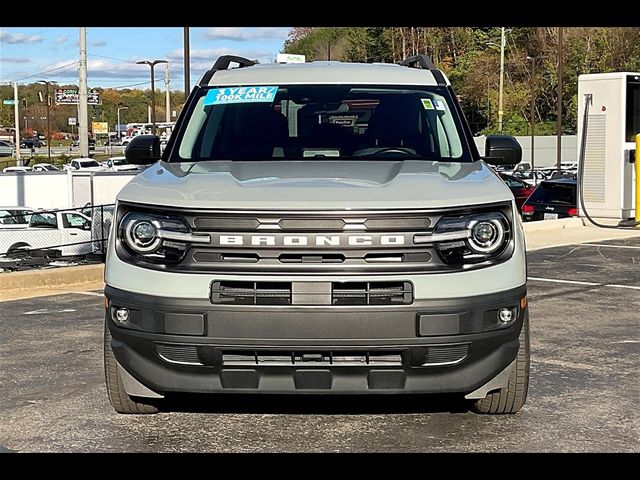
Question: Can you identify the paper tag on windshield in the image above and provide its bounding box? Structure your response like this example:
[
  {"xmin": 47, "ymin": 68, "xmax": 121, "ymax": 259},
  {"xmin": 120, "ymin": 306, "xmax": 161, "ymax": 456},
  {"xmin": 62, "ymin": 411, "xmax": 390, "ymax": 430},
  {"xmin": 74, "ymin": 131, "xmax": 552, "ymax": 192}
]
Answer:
[
  {"xmin": 421, "ymin": 98, "xmax": 435, "ymax": 110},
  {"xmin": 434, "ymin": 99, "xmax": 447, "ymax": 111},
  {"xmin": 203, "ymin": 86, "xmax": 278, "ymax": 105}
]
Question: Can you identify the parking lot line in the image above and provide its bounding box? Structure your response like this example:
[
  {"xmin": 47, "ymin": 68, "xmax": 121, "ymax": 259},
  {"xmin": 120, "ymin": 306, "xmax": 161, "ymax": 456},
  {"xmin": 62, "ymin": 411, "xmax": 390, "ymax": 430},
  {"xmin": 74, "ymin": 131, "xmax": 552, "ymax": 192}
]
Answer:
[
  {"xmin": 604, "ymin": 284, "xmax": 640, "ymax": 290},
  {"xmin": 528, "ymin": 276, "xmax": 640, "ymax": 290},
  {"xmin": 72, "ymin": 291, "xmax": 103, "ymax": 297},
  {"xmin": 527, "ymin": 277, "xmax": 599, "ymax": 286},
  {"xmin": 579, "ymin": 244, "xmax": 640, "ymax": 249}
]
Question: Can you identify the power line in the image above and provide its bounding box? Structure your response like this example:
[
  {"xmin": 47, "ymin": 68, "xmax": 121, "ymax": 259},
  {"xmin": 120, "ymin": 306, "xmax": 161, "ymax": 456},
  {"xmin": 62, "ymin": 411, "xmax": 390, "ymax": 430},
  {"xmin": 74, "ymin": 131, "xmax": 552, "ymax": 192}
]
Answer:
[
  {"xmin": 89, "ymin": 53, "xmax": 136, "ymax": 63},
  {"xmin": 14, "ymin": 61, "xmax": 78, "ymax": 82}
]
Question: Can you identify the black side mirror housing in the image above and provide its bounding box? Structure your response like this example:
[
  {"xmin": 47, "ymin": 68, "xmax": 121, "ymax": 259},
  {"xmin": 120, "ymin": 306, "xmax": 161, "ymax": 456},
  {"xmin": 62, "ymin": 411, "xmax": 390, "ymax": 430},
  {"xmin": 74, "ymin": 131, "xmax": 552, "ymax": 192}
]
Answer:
[
  {"xmin": 484, "ymin": 135, "xmax": 522, "ymax": 166},
  {"xmin": 125, "ymin": 135, "xmax": 161, "ymax": 165}
]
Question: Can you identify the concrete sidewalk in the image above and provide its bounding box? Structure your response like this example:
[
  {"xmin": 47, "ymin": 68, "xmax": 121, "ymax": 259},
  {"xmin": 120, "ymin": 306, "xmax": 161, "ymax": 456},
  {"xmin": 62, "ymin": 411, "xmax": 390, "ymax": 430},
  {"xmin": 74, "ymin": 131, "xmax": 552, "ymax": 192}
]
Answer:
[{"xmin": 522, "ymin": 218, "xmax": 640, "ymax": 250}]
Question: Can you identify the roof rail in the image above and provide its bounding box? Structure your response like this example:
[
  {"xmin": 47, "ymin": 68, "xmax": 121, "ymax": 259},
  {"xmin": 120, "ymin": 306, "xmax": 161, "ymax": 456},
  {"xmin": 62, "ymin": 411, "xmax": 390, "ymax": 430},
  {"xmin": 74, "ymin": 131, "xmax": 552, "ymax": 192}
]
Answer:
[
  {"xmin": 399, "ymin": 54, "xmax": 446, "ymax": 86},
  {"xmin": 199, "ymin": 55, "xmax": 257, "ymax": 86}
]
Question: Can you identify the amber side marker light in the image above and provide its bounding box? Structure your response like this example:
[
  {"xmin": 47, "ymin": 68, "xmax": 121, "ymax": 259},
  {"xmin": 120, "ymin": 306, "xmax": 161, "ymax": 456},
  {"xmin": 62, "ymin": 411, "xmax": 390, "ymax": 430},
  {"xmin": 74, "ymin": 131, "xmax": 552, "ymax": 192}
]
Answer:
[{"xmin": 520, "ymin": 296, "xmax": 527, "ymax": 309}]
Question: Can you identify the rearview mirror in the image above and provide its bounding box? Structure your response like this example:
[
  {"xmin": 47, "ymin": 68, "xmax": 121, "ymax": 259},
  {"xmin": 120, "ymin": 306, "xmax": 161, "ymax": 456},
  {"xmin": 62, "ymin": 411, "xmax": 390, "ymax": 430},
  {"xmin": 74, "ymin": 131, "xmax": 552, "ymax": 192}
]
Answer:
[
  {"xmin": 125, "ymin": 135, "xmax": 161, "ymax": 165},
  {"xmin": 484, "ymin": 135, "xmax": 522, "ymax": 166}
]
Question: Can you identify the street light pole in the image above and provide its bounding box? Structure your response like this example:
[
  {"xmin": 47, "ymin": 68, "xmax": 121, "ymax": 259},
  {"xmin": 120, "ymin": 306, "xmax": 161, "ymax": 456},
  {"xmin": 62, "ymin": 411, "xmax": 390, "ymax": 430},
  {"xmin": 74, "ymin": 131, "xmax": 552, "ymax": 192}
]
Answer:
[
  {"xmin": 37, "ymin": 80, "xmax": 53, "ymax": 162},
  {"xmin": 117, "ymin": 106, "xmax": 128, "ymax": 141},
  {"xmin": 136, "ymin": 59, "xmax": 168, "ymax": 136},
  {"xmin": 498, "ymin": 27, "xmax": 506, "ymax": 133}
]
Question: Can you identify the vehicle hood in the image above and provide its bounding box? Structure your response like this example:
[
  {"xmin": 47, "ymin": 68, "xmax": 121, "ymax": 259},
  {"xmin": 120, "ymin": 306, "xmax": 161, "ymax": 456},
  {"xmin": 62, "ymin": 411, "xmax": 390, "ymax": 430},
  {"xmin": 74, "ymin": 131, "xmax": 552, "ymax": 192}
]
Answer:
[{"xmin": 117, "ymin": 160, "xmax": 513, "ymax": 210}]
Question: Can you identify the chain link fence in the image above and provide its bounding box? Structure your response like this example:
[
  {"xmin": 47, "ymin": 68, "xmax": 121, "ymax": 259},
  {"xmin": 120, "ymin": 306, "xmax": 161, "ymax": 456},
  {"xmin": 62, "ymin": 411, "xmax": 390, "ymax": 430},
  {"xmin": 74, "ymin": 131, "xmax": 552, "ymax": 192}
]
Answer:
[{"xmin": 0, "ymin": 204, "xmax": 115, "ymax": 263}]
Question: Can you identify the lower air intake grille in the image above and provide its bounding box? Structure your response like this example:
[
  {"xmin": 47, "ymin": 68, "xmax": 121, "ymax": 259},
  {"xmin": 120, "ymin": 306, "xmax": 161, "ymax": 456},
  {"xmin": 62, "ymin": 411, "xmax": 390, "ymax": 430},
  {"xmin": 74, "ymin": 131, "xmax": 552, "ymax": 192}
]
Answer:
[
  {"xmin": 156, "ymin": 343, "xmax": 203, "ymax": 365},
  {"xmin": 424, "ymin": 344, "xmax": 469, "ymax": 365},
  {"xmin": 222, "ymin": 350, "xmax": 403, "ymax": 367},
  {"xmin": 332, "ymin": 281, "xmax": 413, "ymax": 305},
  {"xmin": 211, "ymin": 281, "xmax": 292, "ymax": 305}
]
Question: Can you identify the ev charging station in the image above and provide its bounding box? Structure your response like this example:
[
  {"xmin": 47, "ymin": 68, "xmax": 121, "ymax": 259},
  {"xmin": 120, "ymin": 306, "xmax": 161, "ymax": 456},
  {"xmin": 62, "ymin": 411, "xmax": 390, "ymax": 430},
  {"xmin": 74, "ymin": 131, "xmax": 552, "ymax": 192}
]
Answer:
[{"xmin": 577, "ymin": 72, "xmax": 640, "ymax": 220}]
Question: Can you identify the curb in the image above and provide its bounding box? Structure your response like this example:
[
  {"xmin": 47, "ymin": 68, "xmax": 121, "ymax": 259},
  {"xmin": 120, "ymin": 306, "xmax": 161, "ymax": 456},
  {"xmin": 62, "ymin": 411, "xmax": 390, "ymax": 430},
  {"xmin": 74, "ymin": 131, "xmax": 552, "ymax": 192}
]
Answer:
[
  {"xmin": 522, "ymin": 217, "xmax": 584, "ymax": 232},
  {"xmin": 0, "ymin": 264, "xmax": 104, "ymax": 299}
]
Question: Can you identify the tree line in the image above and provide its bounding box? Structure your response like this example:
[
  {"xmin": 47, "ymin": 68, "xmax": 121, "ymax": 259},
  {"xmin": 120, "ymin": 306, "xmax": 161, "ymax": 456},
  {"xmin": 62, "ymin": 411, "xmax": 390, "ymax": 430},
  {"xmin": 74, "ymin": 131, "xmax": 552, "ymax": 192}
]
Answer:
[
  {"xmin": 0, "ymin": 84, "xmax": 185, "ymax": 138},
  {"xmin": 283, "ymin": 27, "xmax": 640, "ymax": 135}
]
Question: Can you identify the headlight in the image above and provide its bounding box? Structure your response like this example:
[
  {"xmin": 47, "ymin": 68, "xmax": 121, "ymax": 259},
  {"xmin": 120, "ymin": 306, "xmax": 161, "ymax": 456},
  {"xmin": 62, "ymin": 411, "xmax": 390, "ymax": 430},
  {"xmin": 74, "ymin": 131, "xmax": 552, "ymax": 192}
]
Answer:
[
  {"xmin": 468, "ymin": 218, "xmax": 505, "ymax": 253},
  {"xmin": 430, "ymin": 211, "xmax": 511, "ymax": 264},
  {"xmin": 118, "ymin": 211, "xmax": 210, "ymax": 264}
]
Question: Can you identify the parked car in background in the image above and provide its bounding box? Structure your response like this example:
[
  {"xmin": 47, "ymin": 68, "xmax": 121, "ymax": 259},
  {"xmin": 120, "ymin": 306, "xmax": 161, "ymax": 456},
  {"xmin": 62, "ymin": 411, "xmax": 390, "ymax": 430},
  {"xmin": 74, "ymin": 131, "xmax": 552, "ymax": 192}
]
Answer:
[
  {"xmin": 0, "ymin": 209, "xmax": 92, "ymax": 256},
  {"xmin": 521, "ymin": 178, "xmax": 578, "ymax": 221},
  {"xmin": 105, "ymin": 156, "xmax": 139, "ymax": 172},
  {"xmin": 31, "ymin": 163, "xmax": 60, "ymax": 172},
  {"xmin": 0, "ymin": 140, "xmax": 14, "ymax": 157},
  {"xmin": 20, "ymin": 138, "xmax": 45, "ymax": 149},
  {"xmin": 3, "ymin": 166, "xmax": 32, "ymax": 173},
  {"xmin": 499, "ymin": 173, "xmax": 535, "ymax": 211},
  {"xmin": 63, "ymin": 158, "xmax": 105, "ymax": 172},
  {"xmin": 71, "ymin": 138, "xmax": 96, "ymax": 150},
  {"xmin": 0, "ymin": 206, "xmax": 34, "ymax": 229}
]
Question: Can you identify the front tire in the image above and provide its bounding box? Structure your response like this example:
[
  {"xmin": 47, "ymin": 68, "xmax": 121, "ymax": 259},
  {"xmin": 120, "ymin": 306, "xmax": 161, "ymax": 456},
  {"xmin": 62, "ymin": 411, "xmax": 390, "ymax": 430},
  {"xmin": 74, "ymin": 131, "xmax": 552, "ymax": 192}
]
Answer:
[
  {"xmin": 103, "ymin": 321, "xmax": 159, "ymax": 414},
  {"xmin": 472, "ymin": 312, "xmax": 530, "ymax": 414}
]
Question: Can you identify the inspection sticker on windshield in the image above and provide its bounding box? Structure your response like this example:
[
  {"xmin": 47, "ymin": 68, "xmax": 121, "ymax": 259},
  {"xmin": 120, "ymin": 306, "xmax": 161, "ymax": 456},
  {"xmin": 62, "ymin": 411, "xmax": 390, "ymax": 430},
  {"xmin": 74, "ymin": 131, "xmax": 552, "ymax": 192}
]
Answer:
[
  {"xmin": 203, "ymin": 86, "xmax": 278, "ymax": 105},
  {"xmin": 434, "ymin": 99, "xmax": 447, "ymax": 111},
  {"xmin": 421, "ymin": 98, "xmax": 435, "ymax": 110}
]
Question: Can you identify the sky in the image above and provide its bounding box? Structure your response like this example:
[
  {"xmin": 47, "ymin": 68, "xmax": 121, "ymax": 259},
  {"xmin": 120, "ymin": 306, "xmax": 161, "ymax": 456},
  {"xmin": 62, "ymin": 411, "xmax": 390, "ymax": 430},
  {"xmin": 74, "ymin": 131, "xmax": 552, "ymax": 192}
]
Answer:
[{"xmin": 0, "ymin": 27, "xmax": 291, "ymax": 91}]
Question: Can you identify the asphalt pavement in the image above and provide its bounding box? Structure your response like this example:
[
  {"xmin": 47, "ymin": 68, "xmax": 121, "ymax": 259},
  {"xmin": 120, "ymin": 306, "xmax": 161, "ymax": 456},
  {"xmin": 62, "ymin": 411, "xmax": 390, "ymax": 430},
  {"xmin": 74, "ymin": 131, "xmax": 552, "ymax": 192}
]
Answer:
[{"xmin": 0, "ymin": 238, "xmax": 638, "ymax": 452}]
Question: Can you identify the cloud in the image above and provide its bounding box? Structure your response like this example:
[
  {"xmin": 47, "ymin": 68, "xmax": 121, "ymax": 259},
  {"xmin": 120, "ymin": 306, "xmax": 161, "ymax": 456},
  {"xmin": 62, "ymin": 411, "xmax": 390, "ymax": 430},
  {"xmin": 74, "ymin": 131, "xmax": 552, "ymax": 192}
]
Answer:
[
  {"xmin": 2, "ymin": 57, "xmax": 32, "ymax": 64},
  {"xmin": 55, "ymin": 35, "xmax": 68, "ymax": 45},
  {"xmin": 203, "ymin": 27, "xmax": 289, "ymax": 42},
  {"xmin": 91, "ymin": 40, "xmax": 106, "ymax": 47},
  {"xmin": 167, "ymin": 47, "xmax": 274, "ymax": 64},
  {"xmin": 0, "ymin": 31, "xmax": 43, "ymax": 44}
]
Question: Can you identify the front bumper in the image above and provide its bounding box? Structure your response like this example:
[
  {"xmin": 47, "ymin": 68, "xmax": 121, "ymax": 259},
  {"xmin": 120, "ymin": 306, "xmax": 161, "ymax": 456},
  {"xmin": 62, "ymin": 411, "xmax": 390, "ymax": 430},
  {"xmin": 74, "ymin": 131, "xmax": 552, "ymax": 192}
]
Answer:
[{"xmin": 105, "ymin": 284, "xmax": 527, "ymax": 396}]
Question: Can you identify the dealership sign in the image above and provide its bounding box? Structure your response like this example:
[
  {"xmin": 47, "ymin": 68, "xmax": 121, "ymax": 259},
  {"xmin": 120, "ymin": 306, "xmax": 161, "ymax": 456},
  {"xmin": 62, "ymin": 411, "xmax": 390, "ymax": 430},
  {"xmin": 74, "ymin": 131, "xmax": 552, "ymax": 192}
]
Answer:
[{"xmin": 55, "ymin": 88, "xmax": 100, "ymax": 105}]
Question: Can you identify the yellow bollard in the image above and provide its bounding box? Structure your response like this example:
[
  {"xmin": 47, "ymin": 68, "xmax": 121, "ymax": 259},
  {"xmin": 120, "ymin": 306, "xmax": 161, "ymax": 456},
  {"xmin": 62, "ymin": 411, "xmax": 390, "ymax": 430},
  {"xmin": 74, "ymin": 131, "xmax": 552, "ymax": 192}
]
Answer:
[{"xmin": 637, "ymin": 134, "xmax": 640, "ymax": 228}]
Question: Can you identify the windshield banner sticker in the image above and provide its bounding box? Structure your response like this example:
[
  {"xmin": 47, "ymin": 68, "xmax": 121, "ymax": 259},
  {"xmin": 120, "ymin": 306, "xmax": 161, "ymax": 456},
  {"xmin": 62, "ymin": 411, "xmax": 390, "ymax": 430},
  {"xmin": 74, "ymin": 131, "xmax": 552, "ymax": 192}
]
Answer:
[
  {"xmin": 203, "ymin": 86, "xmax": 279, "ymax": 105},
  {"xmin": 421, "ymin": 98, "xmax": 435, "ymax": 110}
]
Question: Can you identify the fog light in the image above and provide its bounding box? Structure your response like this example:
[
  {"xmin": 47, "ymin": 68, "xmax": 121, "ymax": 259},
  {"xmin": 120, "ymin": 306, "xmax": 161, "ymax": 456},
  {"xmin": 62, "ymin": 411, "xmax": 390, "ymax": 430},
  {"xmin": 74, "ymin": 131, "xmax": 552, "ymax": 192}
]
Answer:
[
  {"xmin": 115, "ymin": 307, "xmax": 129, "ymax": 324},
  {"xmin": 498, "ymin": 308, "xmax": 514, "ymax": 323}
]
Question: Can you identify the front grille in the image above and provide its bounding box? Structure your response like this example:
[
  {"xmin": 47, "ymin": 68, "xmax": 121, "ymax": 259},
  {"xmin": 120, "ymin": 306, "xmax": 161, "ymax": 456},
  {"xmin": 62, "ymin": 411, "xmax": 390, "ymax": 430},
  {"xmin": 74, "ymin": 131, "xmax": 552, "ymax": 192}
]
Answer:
[
  {"xmin": 222, "ymin": 350, "xmax": 404, "ymax": 367},
  {"xmin": 211, "ymin": 280, "xmax": 413, "ymax": 306},
  {"xmin": 156, "ymin": 343, "xmax": 203, "ymax": 365},
  {"xmin": 211, "ymin": 281, "xmax": 291, "ymax": 305},
  {"xmin": 423, "ymin": 344, "xmax": 469, "ymax": 365},
  {"xmin": 332, "ymin": 281, "xmax": 413, "ymax": 305},
  {"xmin": 183, "ymin": 209, "xmax": 446, "ymax": 274}
]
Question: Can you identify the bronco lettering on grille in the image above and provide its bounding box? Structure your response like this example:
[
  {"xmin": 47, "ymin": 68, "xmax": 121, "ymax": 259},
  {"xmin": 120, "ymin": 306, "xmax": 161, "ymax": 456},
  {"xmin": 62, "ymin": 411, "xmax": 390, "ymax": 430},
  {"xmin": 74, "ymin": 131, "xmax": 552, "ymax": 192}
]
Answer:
[{"xmin": 215, "ymin": 234, "xmax": 406, "ymax": 248}]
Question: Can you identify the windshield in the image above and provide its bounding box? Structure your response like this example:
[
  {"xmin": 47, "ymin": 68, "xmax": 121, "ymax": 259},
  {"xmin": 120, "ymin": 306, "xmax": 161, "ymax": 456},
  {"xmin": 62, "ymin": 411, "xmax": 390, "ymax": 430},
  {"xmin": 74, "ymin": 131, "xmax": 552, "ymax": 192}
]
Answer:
[
  {"xmin": 112, "ymin": 159, "xmax": 127, "ymax": 165},
  {"xmin": 0, "ymin": 209, "xmax": 32, "ymax": 225},
  {"xmin": 80, "ymin": 160, "xmax": 100, "ymax": 168},
  {"xmin": 173, "ymin": 85, "xmax": 471, "ymax": 162},
  {"xmin": 528, "ymin": 182, "xmax": 576, "ymax": 205}
]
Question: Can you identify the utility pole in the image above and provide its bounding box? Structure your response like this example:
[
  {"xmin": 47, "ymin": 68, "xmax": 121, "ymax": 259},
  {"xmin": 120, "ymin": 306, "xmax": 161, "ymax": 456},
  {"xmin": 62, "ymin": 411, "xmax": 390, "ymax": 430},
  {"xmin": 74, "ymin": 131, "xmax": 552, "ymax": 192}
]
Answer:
[
  {"xmin": 164, "ymin": 62, "xmax": 171, "ymax": 123},
  {"xmin": 498, "ymin": 27, "xmax": 506, "ymax": 133},
  {"xmin": 79, "ymin": 27, "xmax": 89, "ymax": 158},
  {"xmin": 37, "ymin": 80, "xmax": 52, "ymax": 162},
  {"xmin": 556, "ymin": 26, "xmax": 564, "ymax": 172},
  {"xmin": 526, "ymin": 55, "xmax": 547, "ymax": 175},
  {"xmin": 184, "ymin": 27, "xmax": 190, "ymax": 101},
  {"xmin": 13, "ymin": 82, "xmax": 21, "ymax": 165}
]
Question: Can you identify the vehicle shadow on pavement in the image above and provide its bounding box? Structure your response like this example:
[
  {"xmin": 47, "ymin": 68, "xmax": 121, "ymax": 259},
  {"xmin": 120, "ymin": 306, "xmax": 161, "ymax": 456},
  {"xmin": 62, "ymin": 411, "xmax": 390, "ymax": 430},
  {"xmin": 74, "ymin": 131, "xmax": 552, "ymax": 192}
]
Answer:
[{"xmin": 161, "ymin": 393, "xmax": 472, "ymax": 415}]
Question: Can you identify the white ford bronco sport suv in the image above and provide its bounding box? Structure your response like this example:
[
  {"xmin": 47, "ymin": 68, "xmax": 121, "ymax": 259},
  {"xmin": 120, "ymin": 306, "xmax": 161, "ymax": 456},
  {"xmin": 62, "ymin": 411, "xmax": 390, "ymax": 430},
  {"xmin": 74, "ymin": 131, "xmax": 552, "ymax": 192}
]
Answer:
[{"xmin": 104, "ymin": 55, "xmax": 529, "ymax": 414}]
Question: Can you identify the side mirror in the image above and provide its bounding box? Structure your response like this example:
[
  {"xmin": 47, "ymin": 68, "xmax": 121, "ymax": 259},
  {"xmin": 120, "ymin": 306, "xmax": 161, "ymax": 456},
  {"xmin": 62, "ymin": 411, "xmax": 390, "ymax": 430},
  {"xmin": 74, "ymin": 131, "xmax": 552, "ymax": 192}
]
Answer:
[
  {"xmin": 125, "ymin": 135, "xmax": 161, "ymax": 165},
  {"xmin": 484, "ymin": 135, "xmax": 522, "ymax": 166}
]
